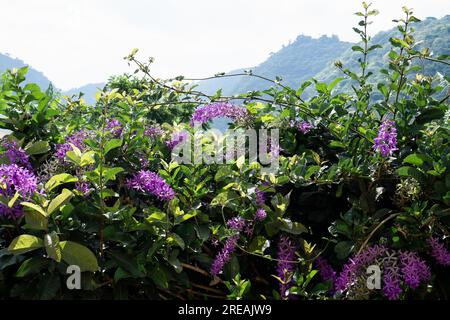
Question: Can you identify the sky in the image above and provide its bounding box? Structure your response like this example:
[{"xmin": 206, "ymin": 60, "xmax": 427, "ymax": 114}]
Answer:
[{"xmin": 1, "ymin": 0, "xmax": 449, "ymax": 90}]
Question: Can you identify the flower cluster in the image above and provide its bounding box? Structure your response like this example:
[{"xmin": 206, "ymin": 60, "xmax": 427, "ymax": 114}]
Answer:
[
  {"xmin": 276, "ymin": 235, "xmax": 297, "ymax": 299},
  {"xmin": 55, "ymin": 130, "xmax": 88, "ymax": 161},
  {"xmin": 165, "ymin": 131, "xmax": 188, "ymax": 150},
  {"xmin": 210, "ymin": 217, "xmax": 247, "ymax": 276},
  {"xmin": 255, "ymin": 208, "xmax": 267, "ymax": 221},
  {"xmin": 126, "ymin": 170, "xmax": 175, "ymax": 201},
  {"xmin": 190, "ymin": 102, "xmax": 250, "ymax": 127},
  {"xmin": 373, "ymin": 120, "xmax": 398, "ymax": 157},
  {"xmin": 106, "ymin": 119, "xmax": 123, "ymax": 137},
  {"xmin": 0, "ymin": 164, "xmax": 38, "ymax": 219},
  {"xmin": 315, "ymin": 257, "xmax": 337, "ymax": 285},
  {"xmin": 75, "ymin": 181, "xmax": 91, "ymax": 197},
  {"xmin": 291, "ymin": 120, "xmax": 314, "ymax": 134},
  {"xmin": 255, "ymin": 188, "xmax": 265, "ymax": 206},
  {"xmin": 427, "ymin": 237, "xmax": 450, "ymax": 266},
  {"xmin": 334, "ymin": 245, "xmax": 430, "ymax": 300},
  {"xmin": 1, "ymin": 140, "xmax": 32, "ymax": 170},
  {"xmin": 144, "ymin": 126, "xmax": 164, "ymax": 138}
]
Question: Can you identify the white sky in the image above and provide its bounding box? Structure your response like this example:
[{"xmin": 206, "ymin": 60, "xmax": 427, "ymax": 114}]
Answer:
[{"xmin": 1, "ymin": 0, "xmax": 449, "ymax": 90}]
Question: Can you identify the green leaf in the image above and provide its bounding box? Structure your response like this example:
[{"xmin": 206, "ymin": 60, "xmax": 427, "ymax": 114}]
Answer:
[
  {"xmin": 25, "ymin": 141, "xmax": 50, "ymax": 155},
  {"xmin": 8, "ymin": 235, "xmax": 44, "ymax": 255},
  {"xmin": 60, "ymin": 241, "xmax": 98, "ymax": 272},
  {"xmin": 102, "ymin": 167, "xmax": 124, "ymax": 182},
  {"xmin": 335, "ymin": 241, "xmax": 354, "ymax": 259},
  {"xmin": 80, "ymin": 151, "xmax": 96, "ymax": 166},
  {"xmin": 278, "ymin": 218, "xmax": 308, "ymax": 235},
  {"xmin": 21, "ymin": 202, "xmax": 47, "ymax": 217},
  {"xmin": 23, "ymin": 209, "xmax": 48, "ymax": 230},
  {"xmin": 44, "ymin": 232, "xmax": 61, "ymax": 262},
  {"xmin": 45, "ymin": 173, "xmax": 78, "ymax": 192},
  {"xmin": 403, "ymin": 153, "xmax": 431, "ymax": 167},
  {"xmin": 47, "ymin": 189, "xmax": 74, "ymax": 215},
  {"xmin": 169, "ymin": 233, "xmax": 185, "ymax": 250},
  {"xmin": 104, "ymin": 139, "xmax": 122, "ymax": 155},
  {"xmin": 8, "ymin": 192, "xmax": 20, "ymax": 208},
  {"xmin": 15, "ymin": 257, "xmax": 47, "ymax": 278}
]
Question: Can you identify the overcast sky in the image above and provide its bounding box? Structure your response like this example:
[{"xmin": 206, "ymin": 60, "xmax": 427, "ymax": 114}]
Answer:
[{"xmin": 1, "ymin": 0, "xmax": 449, "ymax": 90}]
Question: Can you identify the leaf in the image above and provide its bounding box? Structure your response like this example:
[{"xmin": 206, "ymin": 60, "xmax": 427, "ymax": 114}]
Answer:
[
  {"xmin": 8, "ymin": 192, "xmax": 20, "ymax": 208},
  {"xmin": 169, "ymin": 233, "xmax": 186, "ymax": 250},
  {"xmin": 8, "ymin": 235, "xmax": 44, "ymax": 255},
  {"xmin": 351, "ymin": 45, "xmax": 364, "ymax": 53},
  {"xmin": 25, "ymin": 141, "xmax": 50, "ymax": 155},
  {"xmin": 47, "ymin": 189, "xmax": 74, "ymax": 215},
  {"xmin": 23, "ymin": 209, "xmax": 48, "ymax": 230},
  {"xmin": 403, "ymin": 153, "xmax": 431, "ymax": 167},
  {"xmin": 60, "ymin": 241, "xmax": 99, "ymax": 272},
  {"xmin": 80, "ymin": 151, "xmax": 96, "ymax": 166},
  {"xmin": 335, "ymin": 241, "xmax": 354, "ymax": 259},
  {"xmin": 21, "ymin": 202, "xmax": 47, "ymax": 217},
  {"xmin": 45, "ymin": 173, "xmax": 78, "ymax": 192},
  {"xmin": 278, "ymin": 218, "xmax": 308, "ymax": 235},
  {"xmin": 15, "ymin": 257, "xmax": 47, "ymax": 278},
  {"xmin": 104, "ymin": 139, "xmax": 122, "ymax": 155},
  {"xmin": 44, "ymin": 232, "xmax": 61, "ymax": 262},
  {"xmin": 102, "ymin": 167, "xmax": 124, "ymax": 182}
]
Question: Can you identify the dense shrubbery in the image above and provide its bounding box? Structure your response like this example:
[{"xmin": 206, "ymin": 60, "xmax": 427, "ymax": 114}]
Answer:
[{"xmin": 0, "ymin": 4, "xmax": 449, "ymax": 300}]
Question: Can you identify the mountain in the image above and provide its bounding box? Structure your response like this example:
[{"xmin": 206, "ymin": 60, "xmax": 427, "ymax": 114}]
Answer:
[
  {"xmin": 197, "ymin": 15, "xmax": 450, "ymax": 96},
  {"xmin": 197, "ymin": 35, "xmax": 352, "ymax": 95},
  {"xmin": 62, "ymin": 83, "xmax": 105, "ymax": 105},
  {"xmin": 0, "ymin": 53, "xmax": 52, "ymax": 88},
  {"xmin": 315, "ymin": 15, "xmax": 450, "ymax": 92}
]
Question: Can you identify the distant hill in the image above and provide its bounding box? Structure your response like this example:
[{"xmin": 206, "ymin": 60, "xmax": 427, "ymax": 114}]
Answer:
[
  {"xmin": 0, "ymin": 53, "xmax": 52, "ymax": 89},
  {"xmin": 197, "ymin": 15, "xmax": 450, "ymax": 96},
  {"xmin": 197, "ymin": 35, "xmax": 352, "ymax": 95},
  {"xmin": 315, "ymin": 15, "xmax": 450, "ymax": 93}
]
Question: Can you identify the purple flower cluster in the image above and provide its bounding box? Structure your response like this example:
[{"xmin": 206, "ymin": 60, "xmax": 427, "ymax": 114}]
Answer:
[
  {"xmin": 126, "ymin": 170, "xmax": 175, "ymax": 201},
  {"xmin": 276, "ymin": 235, "xmax": 296, "ymax": 299},
  {"xmin": 106, "ymin": 119, "xmax": 123, "ymax": 137},
  {"xmin": 55, "ymin": 130, "xmax": 88, "ymax": 161},
  {"xmin": 373, "ymin": 120, "xmax": 398, "ymax": 157},
  {"xmin": 1, "ymin": 140, "xmax": 32, "ymax": 170},
  {"xmin": 335, "ymin": 245, "xmax": 431, "ymax": 300},
  {"xmin": 226, "ymin": 216, "xmax": 247, "ymax": 231},
  {"xmin": 255, "ymin": 208, "xmax": 267, "ymax": 221},
  {"xmin": 291, "ymin": 120, "xmax": 314, "ymax": 134},
  {"xmin": 427, "ymin": 237, "xmax": 450, "ymax": 266},
  {"xmin": 144, "ymin": 126, "xmax": 164, "ymax": 138},
  {"xmin": 190, "ymin": 102, "xmax": 250, "ymax": 127},
  {"xmin": 210, "ymin": 234, "xmax": 239, "ymax": 276},
  {"xmin": 0, "ymin": 164, "xmax": 37, "ymax": 197},
  {"xmin": 255, "ymin": 188, "xmax": 265, "ymax": 206},
  {"xmin": 210, "ymin": 217, "xmax": 248, "ymax": 276},
  {"xmin": 0, "ymin": 164, "xmax": 38, "ymax": 219},
  {"xmin": 165, "ymin": 131, "xmax": 188, "ymax": 150},
  {"xmin": 75, "ymin": 181, "xmax": 91, "ymax": 197},
  {"xmin": 315, "ymin": 257, "xmax": 337, "ymax": 285},
  {"xmin": 398, "ymin": 251, "xmax": 431, "ymax": 289}
]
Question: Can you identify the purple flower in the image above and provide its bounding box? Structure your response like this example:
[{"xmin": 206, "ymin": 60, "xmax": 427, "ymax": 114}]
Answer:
[
  {"xmin": 166, "ymin": 131, "xmax": 188, "ymax": 150},
  {"xmin": 227, "ymin": 216, "xmax": 247, "ymax": 232},
  {"xmin": 334, "ymin": 245, "xmax": 386, "ymax": 293},
  {"xmin": 0, "ymin": 203, "xmax": 23, "ymax": 219},
  {"xmin": 75, "ymin": 181, "xmax": 91, "ymax": 197},
  {"xmin": 276, "ymin": 235, "xmax": 296, "ymax": 299},
  {"xmin": 398, "ymin": 251, "xmax": 431, "ymax": 289},
  {"xmin": 373, "ymin": 120, "xmax": 398, "ymax": 157},
  {"xmin": 255, "ymin": 208, "xmax": 267, "ymax": 221},
  {"xmin": 427, "ymin": 237, "xmax": 450, "ymax": 266},
  {"xmin": 144, "ymin": 126, "xmax": 164, "ymax": 137},
  {"xmin": 383, "ymin": 265, "xmax": 402, "ymax": 300},
  {"xmin": 106, "ymin": 119, "xmax": 123, "ymax": 137},
  {"xmin": 126, "ymin": 170, "xmax": 175, "ymax": 201},
  {"xmin": 255, "ymin": 188, "xmax": 265, "ymax": 206},
  {"xmin": 190, "ymin": 102, "xmax": 250, "ymax": 127},
  {"xmin": 0, "ymin": 164, "xmax": 37, "ymax": 198},
  {"xmin": 315, "ymin": 257, "xmax": 337, "ymax": 285},
  {"xmin": 210, "ymin": 234, "xmax": 239, "ymax": 276},
  {"xmin": 1, "ymin": 140, "xmax": 32, "ymax": 170},
  {"xmin": 55, "ymin": 130, "xmax": 88, "ymax": 161},
  {"xmin": 291, "ymin": 121, "xmax": 314, "ymax": 134}
]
